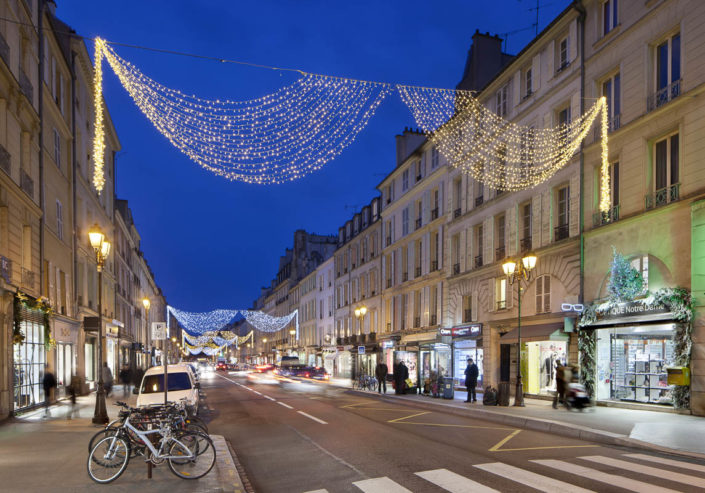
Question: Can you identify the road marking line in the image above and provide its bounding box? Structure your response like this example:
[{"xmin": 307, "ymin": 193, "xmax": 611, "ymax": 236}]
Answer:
[
  {"xmin": 303, "ymin": 490, "xmax": 329, "ymax": 493},
  {"xmin": 474, "ymin": 462, "xmax": 594, "ymax": 493},
  {"xmin": 416, "ymin": 468, "xmax": 499, "ymax": 493},
  {"xmin": 387, "ymin": 411, "xmax": 430, "ymax": 423},
  {"xmin": 277, "ymin": 401, "xmax": 294, "ymax": 409},
  {"xmin": 353, "ymin": 477, "xmax": 412, "ymax": 493},
  {"xmin": 398, "ymin": 422, "xmax": 513, "ymax": 431},
  {"xmin": 487, "ymin": 429, "xmax": 599, "ymax": 452},
  {"xmin": 252, "ymin": 391, "xmax": 262, "ymax": 395},
  {"xmin": 532, "ymin": 459, "xmax": 680, "ymax": 493},
  {"xmin": 297, "ymin": 410, "xmax": 328, "ymax": 424},
  {"xmin": 489, "ymin": 429, "xmax": 522, "ymax": 451},
  {"xmin": 580, "ymin": 455, "xmax": 705, "ymax": 488},
  {"xmin": 263, "ymin": 395, "xmax": 276, "ymax": 401},
  {"xmin": 623, "ymin": 453, "xmax": 705, "ymax": 473}
]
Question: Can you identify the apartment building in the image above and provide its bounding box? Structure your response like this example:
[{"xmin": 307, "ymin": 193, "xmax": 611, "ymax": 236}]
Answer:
[
  {"xmin": 333, "ymin": 198, "xmax": 382, "ymax": 379},
  {"xmin": 317, "ymin": 256, "xmax": 335, "ymax": 374},
  {"xmin": 377, "ymin": 130, "xmax": 449, "ymax": 389}
]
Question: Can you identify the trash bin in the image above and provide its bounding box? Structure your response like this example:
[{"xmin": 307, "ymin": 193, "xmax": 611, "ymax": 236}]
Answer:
[
  {"xmin": 498, "ymin": 381, "xmax": 510, "ymax": 406},
  {"xmin": 441, "ymin": 377, "xmax": 455, "ymax": 399}
]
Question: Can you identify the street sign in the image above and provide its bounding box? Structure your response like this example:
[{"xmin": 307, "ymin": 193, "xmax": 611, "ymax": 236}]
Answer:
[
  {"xmin": 151, "ymin": 322, "xmax": 167, "ymax": 340},
  {"xmin": 358, "ymin": 346, "xmax": 365, "ymax": 355}
]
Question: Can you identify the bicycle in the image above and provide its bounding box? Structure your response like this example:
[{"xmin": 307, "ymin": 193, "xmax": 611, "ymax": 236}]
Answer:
[{"xmin": 87, "ymin": 404, "xmax": 215, "ymax": 483}]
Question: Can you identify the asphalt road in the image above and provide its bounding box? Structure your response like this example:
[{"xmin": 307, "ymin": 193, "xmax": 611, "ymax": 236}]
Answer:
[{"xmin": 202, "ymin": 370, "xmax": 705, "ymax": 493}]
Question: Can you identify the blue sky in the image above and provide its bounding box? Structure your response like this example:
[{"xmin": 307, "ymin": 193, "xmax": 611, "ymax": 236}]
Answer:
[{"xmin": 56, "ymin": 0, "xmax": 570, "ymax": 311}]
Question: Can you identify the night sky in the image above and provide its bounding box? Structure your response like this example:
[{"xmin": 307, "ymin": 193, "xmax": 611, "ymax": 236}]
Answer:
[{"xmin": 56, "ymin": 0, "xmax": 570, "ymax": 312}]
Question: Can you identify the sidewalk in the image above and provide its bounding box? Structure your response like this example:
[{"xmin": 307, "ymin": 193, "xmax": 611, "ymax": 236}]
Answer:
[
  {"xmin": 347, "ymin": 383, "xmax": 705, "ymax": 460},
  {"xmin": 0, "ymin": 386, "xmax": 247, "ymax": 492}
]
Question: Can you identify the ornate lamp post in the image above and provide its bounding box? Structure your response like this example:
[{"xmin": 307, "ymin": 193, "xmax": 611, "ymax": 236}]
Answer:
[
  {"xmin": 171, "ymin": 336, "xmax": 177, "ymax": 363},
  {"xmin": 89, "ymin": 224, "xmax": 111, "ymax": 424},
  {"xmin": 142, "ymin": 297, "xmax": 150, "ymax": 367},
  {"xmin": 502, "ymin": 252, "xmax": 537, "ymax": 407},
  {"xmin": 354, "ymin": 306, "xmax": 367, "ymax": 378},
  {"xmin": 262, "ymin": 337, "xmax": 268, "ymax": 363}
]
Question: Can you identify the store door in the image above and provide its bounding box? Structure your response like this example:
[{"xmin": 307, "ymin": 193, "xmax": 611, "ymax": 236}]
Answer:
[{"xmin": 500, "ymin": 344, "xmax": 511, "ymax": 382}]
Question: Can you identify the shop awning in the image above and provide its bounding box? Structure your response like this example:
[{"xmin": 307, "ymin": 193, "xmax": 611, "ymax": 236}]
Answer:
[{"xmin": 500, "ymin": 323, "xmax": 568, "ymax": 344}]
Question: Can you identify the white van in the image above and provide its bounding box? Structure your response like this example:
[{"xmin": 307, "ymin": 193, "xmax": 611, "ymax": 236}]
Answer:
[{"xmin": 135, "ymin": 365, "xmax": 200, "ymax": 413}]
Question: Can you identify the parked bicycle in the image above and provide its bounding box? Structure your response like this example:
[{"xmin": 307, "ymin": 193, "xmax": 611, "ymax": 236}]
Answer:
[
  {"xmin": 87, "ymin": 402, "xmax": 215, "ymax": 483},
  {"xmin": 354, "ymin": 375, "xmax": 377, "ymax": 391}
]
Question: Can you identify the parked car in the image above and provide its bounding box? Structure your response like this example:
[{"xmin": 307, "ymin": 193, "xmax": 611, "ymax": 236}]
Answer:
[{"xmin": 134, "ymin": 365, "xmax": 200, "ymax": 413}]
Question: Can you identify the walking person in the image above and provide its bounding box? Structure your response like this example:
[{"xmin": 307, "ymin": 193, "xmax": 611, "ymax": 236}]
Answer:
[
  {"xmin": 67, "ymin": 374, "xmax": 80, "ymax": 420},
  {"xmin": 553, "ymin": 361, "xmax": 569, "ymax": 409},
  {"xmin": 375, "ymin": 361, "xmax": 388, "ymax": 394},
  {"xmin": 102, "ymin": 362, "xmax": 114, "ymax": 398},
  {"xmin": 119, "ymin": 365, "xmax": 132, "ymax": 397},
  {"xmin": 464, "ymin": 358, "xmax": 479, "ymax": 403},
  {"xmin": 42, "ymin": 365, "xmax": 57, "ymax": 417},
  {"xmin": 397, "ymin": 360, "xmax": 409, "ymax": 394}
]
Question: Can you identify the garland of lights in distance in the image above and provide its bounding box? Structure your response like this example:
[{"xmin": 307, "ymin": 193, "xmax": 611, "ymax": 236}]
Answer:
[{"xmin": 167, "ymin": 306, "xmax": 239, "ymax": 335}]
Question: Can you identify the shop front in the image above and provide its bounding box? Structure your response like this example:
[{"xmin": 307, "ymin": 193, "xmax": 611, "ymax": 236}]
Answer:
[
  {"xmin": 444, "ymin": 325, "xmax": 483, "ymax": 391},
  {"xmin": 393, "ymin": 348, "xmax": 418, "ymax": 391},
  {"xmin": 322, "ymin": 347, "xmax": 336, "ymax": 376},
  {"xmin": 53, "ymin": 318, "xmax": 79, "ymax": 399},
  {"xmin": 335, "ymin": 346, "xmax": 352, "ymax": 379},
  {"xmin": 582, "ymin": 301, "xmax": 681, "ymax": 407},
  {"xmin": 419, "ymin": 342, "xmax": 451, "ymax": 395},
  {"xmin": 13, "ymin": 304, "xmax": 47, "ymax": 412},
  {"xmin": 500, "ymin": 322, "xmax": 570, "ymax": 398}
]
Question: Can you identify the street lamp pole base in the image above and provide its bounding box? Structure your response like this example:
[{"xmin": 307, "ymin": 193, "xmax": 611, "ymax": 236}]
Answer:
[
  {"xmin": 513, "ymin": 376, "xmax": 525, "ymax": 407},
  {"xmin": 92, "ymin": 386, "xmax": 109, "ymax": 424}
]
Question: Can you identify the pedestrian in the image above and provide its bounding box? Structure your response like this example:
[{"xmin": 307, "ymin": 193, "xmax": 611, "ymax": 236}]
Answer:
[
  {"xmin": 42, "ymin": 365, "xmax": 57, "ymax": 417},
  {"xmin": 375, "ymin": 361, "xmax": 388, "ymax": 394},
  {"xmin": 397, "ymin": 360, "xmax": 409, "ymax": 394},
  {"xmin": 553, "ymin": 360, "xmax": 568, "ymax": 409},
  {"xmin": 101, "ymin": 362, "xmax": 114, "ymax": 397},
  {"xmin": 132, "ymin": 366, "xmax": 145, "ymax": 394},
  {"xmin": 464, "ymin": 358, "xmax": 479, "ymax": 403},
  {"xmin": 119, "ymin": 365, "xmax": 132, "ymax": 397},
  {"xmin": 67, "ymin": 374, "xmax": 80, "ymax": 420}
]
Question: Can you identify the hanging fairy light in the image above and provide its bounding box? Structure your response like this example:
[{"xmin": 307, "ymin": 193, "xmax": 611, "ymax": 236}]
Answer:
[
  {"xmin": 92, "ymin": 38, "xmax": 106, "ymax": 192},
  {"xmin": 241, "ymin": 310, "xmax": 297, "ymax": 333},
  {"xmin": 167, "ymin": 306, "xmax": 239, "ymax": 335}
]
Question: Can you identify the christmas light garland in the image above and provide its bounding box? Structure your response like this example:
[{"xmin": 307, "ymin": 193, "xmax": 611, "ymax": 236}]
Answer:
[
  {"xmin": 241, "ymin": 310, "xmax": 298, "ymax": 335},
  {"xmin": 167, "ymin": 306, "xmax": 239, "ymax": 335},
  {"xmin": 91, "ymin": 38, "xmax": 611, "ymax": 213}
]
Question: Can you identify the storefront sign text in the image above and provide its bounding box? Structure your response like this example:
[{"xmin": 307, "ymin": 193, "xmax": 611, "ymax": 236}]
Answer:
[
  {"xmin": 380, "ymin": 340, "xmax": 394, "ymax": 349},
  {"xmin": 598, "ymin": 301, "xmax": 669, "ymax": 321},
  {"xmin": 439, "ymin": 325, "xmax": 482, "ymax": 337}
]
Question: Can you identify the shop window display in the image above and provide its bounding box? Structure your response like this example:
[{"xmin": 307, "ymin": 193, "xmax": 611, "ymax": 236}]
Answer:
[
  {"xmin": 524, "ymin": 341, "xmax": 567, "ymax": 395},
  {"xmin": 453, "ymin": 340, "xmax": 483, "ymax": 389},
  {"xmin": 394, "ymin": 350, "xmax": 418, "ymax": 388},
  {"xmin": 595, "ymin": 325, "xmax": 675, "ymax": 405},
  {"xmin": 13, "ymin": 319, "xmax": 46, "ymax": 411},
  {"xmin": 420, "ymin": 343, "xmax": 451, "ymax": 395}
]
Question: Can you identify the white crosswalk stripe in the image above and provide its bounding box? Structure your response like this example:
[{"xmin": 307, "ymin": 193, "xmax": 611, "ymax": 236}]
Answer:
[
  {"xmin": 623, "ymin": 453, "xmax": 705, "ymax": 474},
  {"xmin": 353, "ymin": 476, "xmax": 413, "ymax": 493},
  {"xmin": 416, "ymin": 468, "xmax": 499, "ymax": 493},
  {"xmin": 474, "ymin": 462, "xmax": 594, "ymax": 493},
  {"xmin": 579, "ymin": 455, "xmax": 705, "ymax": 488},
  {"xmin": 532, "ymin": 459, "xmax": 681, "ymax": 493}
]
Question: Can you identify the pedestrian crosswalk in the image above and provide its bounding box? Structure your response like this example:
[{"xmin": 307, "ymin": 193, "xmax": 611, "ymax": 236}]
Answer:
[{"xmin": 303, "ymin": 453, "xmax": 705, "ymax": 492}]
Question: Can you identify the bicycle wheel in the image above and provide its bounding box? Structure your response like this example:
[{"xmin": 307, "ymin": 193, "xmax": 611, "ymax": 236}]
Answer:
[
  {"xmin": 167, "ymin": 432, "xmax": 216, "ymax": 479},
  {"xmin": 87, "ymin": 436, "xmax": 130, "ymax": 483},
  {"xmin": 186, "ymin": 416, "xmax": 208, "ymax": 433},
  {"xmin": 88, "ymin": 427, "xmax": 116, "ymax": 452}
]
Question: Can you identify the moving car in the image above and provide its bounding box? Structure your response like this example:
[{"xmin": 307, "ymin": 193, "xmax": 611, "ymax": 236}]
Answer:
[
  {"xmin": 135, "ymin": 364, "xmax": 200, "ymax": 413},
  {"xmin": 216, "ymin": 361, "xmax": 228, "ymax": 371}
]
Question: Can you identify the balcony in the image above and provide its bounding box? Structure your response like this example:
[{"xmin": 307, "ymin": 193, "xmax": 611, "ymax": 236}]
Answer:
[
  {"xmin": 430, "ymin": 314, "xmax": 437, "ymax": 325},
  {"xmin": 386, "ymin": 322, "xmax": 391, "ymax": 331},
  {"xmin": 453, "ymin": 263, "xmax": 460, "ymax": 275},
  {"xmin": 415, "ymin": 218, "xmax": 422, "ymax": 230},
  {"xmin": 647, "ymin": 79, "xmax": 681, "ymax": 112},
  {"xmin": 21, "ymin": 268, "xmax": 35, "ymax": 289},
  {"xmin": 454, "ymin": 208, "xmax": 461, "ymax": 219},
  {"xmin": 431, "ymin": 260, "xmax": 438, "ymax": 271},
  {"xmin": 474, "ymin": 255, "xmax": 483, "ymax": 268},
  {"xmin": 368, "ymin": 332, "xmax": 376, "ymax": 342},
  {"xmin": 415, "ymin": 267, "xmax": 421, "ymax": 277},
  {"xmin": 19, "ymin": 70, "xmax": 33, "ymax": 102},
  {"xmin": 359, "ymin": 333, "xmax": 366, "ymax": 344},
  {"xmin": 554, "ymin": 223, "xmax": 569, "ymax": 242},
  {"xmin": 645, "ymin": 184, "xmax": 680, "ymax": 210},
  {"xmin": 0, "ymin": 31, "xmax": 8, "ymax": 67},
  {"xmin": 0, "ymin": 255, "xmax": 11, "ymax": 283},
  {"xmin": 402, "ymin": 272, "xmax": 408, "ymax": 282},
  {"xmin": 350, "ymin": 335, "xmax": 358, "ymax": 345},
  {"xmin": 386, "ymin": 279, "xmax": 392, "ymax": 289},
  {"xmin": 0, "ymin": 143, "xmax": 9, "ymax": 176},
  {"xmin": 20, "ymin": 169, "xmax": 33, "ymax": 198},
  {"xmin": 386, "ymin": 236, "xmax": 392, "ymax": 247},
  {"xmin": 520, "ymin": 237, "xmax": 532, "ymax": 254},
  {"xmin": 416, "ymin": 175, "xmax": 422, "ymax": 182},
  {"xmin": 337, "ymin": 337, "xmax": 344, "ymax": 345},
  {"xmin": 495, "ymin": 246, "xmax": 505, "ymax": 262},
  {"xmin": 431, "ymin": 208, "xmax": 438, "ymax": 220},
  {"xmin": 593, "ymin": 204, "xmax": 621, "ymax": 226},
  {"xmin": 475, "ymin": 195, "xmax": 484, "ymax": 207},
  {"xmin": 463, "ymin": 309, "xmax": 472, "ymax": 323},
  {"xmin": 594, "ymin": 114, "xmax": 621, "ymax": 140},
  {"xmin": 496, "ymin": 300, "xmax": 507, "ymax": 310},
  {"xmin": 414, "ymin": 316, "xmax": 421, "ymax": 328}
]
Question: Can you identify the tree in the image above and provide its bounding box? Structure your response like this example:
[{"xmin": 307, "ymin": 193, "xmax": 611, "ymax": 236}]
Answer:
[{"xmin": 607, "ymin": 246, "xmax": 644, "ymax": 302}]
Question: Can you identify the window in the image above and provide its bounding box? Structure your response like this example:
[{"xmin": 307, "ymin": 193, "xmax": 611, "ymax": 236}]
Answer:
[
  {"xmin": 602, "ymin": 0, "xmax": 618, "ymax": 36},
  {"xmin": 451, "ymin": 233, "xmax": 460, "ymax": 275},
  {"xmin": 401, "ymin": 246, "xmax": 408, "ymax": 281},
  {"xmin": 496, "ymin": 84, "xmax": 508, "ymax": 117},
  {"xmin": 523, "ymin": 67, "xmax": 532, "ymax": 99},
  {"xmin": 555, "ymin": 186, "xmax": 570, "ymax": 241},
  {"xmin": 650, "ymin": 33, "xmax": 681, "ymax": 110},
  {"xmin": 521, "ymin": 202, "xmax": 532, "ymax": 252},
  {"xmin": 415, "ymin": 159, "xmax": 424, "ymax": 181},
  {"xmin": 535, "ymin": 275, "xmax": 551, "ymax": 313},
  {"xmin": 495, "ymin": 278, "xmax": 507, "ymax": 310},
  {"xmin": 402, "ymin": 207, "xmax": 409, "ymax": 236},
  {"xmin": 56, "ymin": 200, "xmax": 63, "ymax": 241},
  {"xmin": 610, "ymin": 161, "xmax": 620, "ymax": 208},
  {"xmin": 53, "ymin": 129, "xmax": 61, "ymax": 168},
  {"xmin": 402, "ymin": 169, "xmax": 409, "ymax": 191},
  {"xmin": 495, "ymin": 214, "xmax": 505, "ymax": 261},
  {"xmin": 462, "ymin": 295, "xmax": 472, "ymax": 323},
  {"xmin": 649, "ymin": 133, "xmax": 679, "ymax": 208},
  {"xmin": 475, "ymin": 224, "xmax": 483, "ymax": 268},
  {"xmin": 557, "ymin": 106, "xmax": 571, "ymax": 146},
  {"xmin": 558, "ymin": 36, "xmax": 570, "ymax": 71},
  {"xmin": 630, "ymin": 255, "xmax": 649, "ymax": 290},
  {"xmin": 431, "ymin": 146, "xmax": 439, "ymax": 169},
  {"xmin": 602, "ymin": 73, "xmax": 621, "ymax": 131}
]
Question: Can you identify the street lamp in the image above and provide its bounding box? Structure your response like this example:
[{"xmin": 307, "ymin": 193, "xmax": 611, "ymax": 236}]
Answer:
[
  {"xmin": 289, "ymin": 328, "xmax": 296, "ymax": 354},
  {"xmin": 502, "ymin": 252, "xmax": 538, "ymax": 407},
  {"xmin": 89, "ymin": 224, "xmax": 111, "ymax": 424},
  {"xmin": 142, "ymin": 298, "xmax": 150, "ymax": 367},
  {"xmin": 354, "ymin": 306, "xmax": 367, "ymax": 334},
  {"xmin": 171, "ymin": 336, "xmax": 177, "ymax": 363}
]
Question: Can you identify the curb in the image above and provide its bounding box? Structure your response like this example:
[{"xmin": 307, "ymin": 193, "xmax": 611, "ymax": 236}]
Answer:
[
  {"xmin": 211, "ymin": 434, "xmax": 248, "ymax": 492},
  {"xmin": 348, "ymin": 390, "xmax": 705, "ymax": 461}
]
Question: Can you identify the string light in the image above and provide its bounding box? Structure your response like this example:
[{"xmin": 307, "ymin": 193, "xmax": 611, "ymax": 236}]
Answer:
[
  {"xmin": 167, "ymin": 306, "xmax": 239, "ymax": 335},
  {"xmin": 92, "ymin": 38, "xmax": 106, "ymax": 192},
  {"xmin": 241, "ymin": 310, "xmax": 298, "ymax": 333}
]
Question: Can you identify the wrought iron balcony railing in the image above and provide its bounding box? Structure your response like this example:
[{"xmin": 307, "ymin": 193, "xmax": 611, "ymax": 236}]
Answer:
[
  {"xmin": 645, "ymin": 184, "xmax": 680, "ymax": 210},
  {"xmin": 647, "ymin": 79, "xmax": 681, "ymax": 112},
  {"xmin": 554, "ymin": 223, "xmax": 569, "ymax": 241},
  {"xmin": 453, "ymin": 263, "xmax": 460, "ymax": 275},
  {"xmin": 474, "ymin": 255, "xmax": 483, "ymax": 268},
  {"xmin": 592, "ymin": 204, "xmax": 621, "ymax": 226},
  {"xmin": 495, "ymin": 246, "xmax": 505, "ymax": 262}
]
